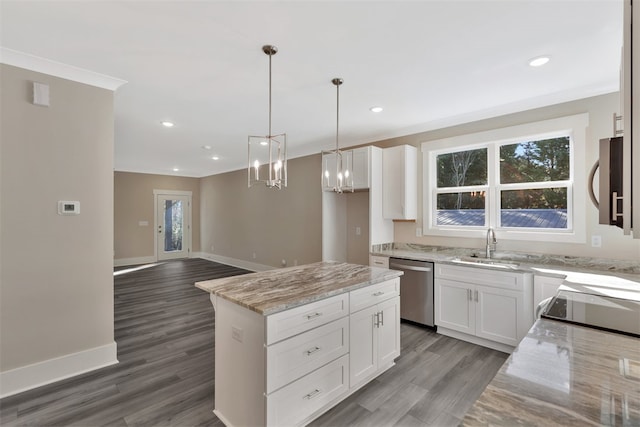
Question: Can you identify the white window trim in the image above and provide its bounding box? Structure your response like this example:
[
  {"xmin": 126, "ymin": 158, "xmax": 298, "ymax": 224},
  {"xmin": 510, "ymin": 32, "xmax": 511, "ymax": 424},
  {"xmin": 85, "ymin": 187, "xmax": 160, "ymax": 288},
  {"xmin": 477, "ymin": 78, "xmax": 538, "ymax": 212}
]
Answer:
[{"xmin": 421, "ymin": 113, "xmax": 588, "ymax": 243}]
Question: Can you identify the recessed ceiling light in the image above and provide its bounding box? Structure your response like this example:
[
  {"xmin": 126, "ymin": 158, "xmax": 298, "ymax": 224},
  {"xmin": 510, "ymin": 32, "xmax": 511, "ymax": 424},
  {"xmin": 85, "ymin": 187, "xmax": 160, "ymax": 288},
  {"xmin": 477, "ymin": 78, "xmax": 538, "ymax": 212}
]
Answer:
[
  {"xmin": 528, "ymin": 56, "xmax": 550, "ymax": 67},
  {"xmin": 260, "ymin": 141, "xmax": 269, "ymax": 146},
  {"xmin": 172, "ymin": 167, "xmax": 179, "ymax": 172},
  {"xmin": 212, "ymin": 156, "xmax": 219, "ymax": 160},
  {"xmin": 370, "ymin": 106, "xmax": 383, "ymax": 113},
  {"xmin": 161, "ymin": 121, "xmax": 175, "ymax": 128},
  {"xmin": 202, "ymin": 145, "xmax": 212, "ymax": 150}
]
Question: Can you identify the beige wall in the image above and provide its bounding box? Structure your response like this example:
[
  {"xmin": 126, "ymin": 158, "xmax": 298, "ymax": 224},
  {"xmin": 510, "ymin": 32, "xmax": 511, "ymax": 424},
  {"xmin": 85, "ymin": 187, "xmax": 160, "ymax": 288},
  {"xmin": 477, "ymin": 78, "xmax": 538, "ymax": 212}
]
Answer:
[
  {"xmin": 200, "ymin": 154, "xmax": 322, "ymax": 268},
  {"xmin": 369, "ymin": 92, "xmax": 640, "ymax": 261},
  {"xmin": 346, "ymin": 191, "xmax": 370, "ymax": 265},
  {"xmin": 114, "ymin": 172, "xmax": 201, "ymax": 261},
  {"xmin": 0, "ymin": 65, "xmax": 115, "ymax": 371}
]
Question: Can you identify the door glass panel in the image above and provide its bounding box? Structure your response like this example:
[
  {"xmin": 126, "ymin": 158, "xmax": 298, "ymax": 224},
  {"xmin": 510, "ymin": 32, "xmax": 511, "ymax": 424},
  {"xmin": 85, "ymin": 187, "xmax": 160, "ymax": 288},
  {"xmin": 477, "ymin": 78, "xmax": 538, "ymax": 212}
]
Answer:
[{"xmin": 163, "ymin": 199, "xmax": 183, "ymax": 252}]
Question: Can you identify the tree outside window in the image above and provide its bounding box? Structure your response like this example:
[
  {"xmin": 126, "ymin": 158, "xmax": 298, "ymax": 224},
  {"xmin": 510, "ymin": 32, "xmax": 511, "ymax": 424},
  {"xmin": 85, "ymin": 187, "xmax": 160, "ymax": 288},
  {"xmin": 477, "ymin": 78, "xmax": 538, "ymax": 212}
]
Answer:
[{"xmin": 434, "ymin": 136, "xmax": 571, "ymax": 230}]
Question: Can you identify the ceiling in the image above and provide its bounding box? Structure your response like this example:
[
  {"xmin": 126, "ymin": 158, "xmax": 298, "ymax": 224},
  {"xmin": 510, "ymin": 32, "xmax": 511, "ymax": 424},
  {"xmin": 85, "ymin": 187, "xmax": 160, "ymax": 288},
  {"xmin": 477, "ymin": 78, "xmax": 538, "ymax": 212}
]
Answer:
[{"xmin": 0, "ymin": 1, "xmax": 623, "ymax": 178}]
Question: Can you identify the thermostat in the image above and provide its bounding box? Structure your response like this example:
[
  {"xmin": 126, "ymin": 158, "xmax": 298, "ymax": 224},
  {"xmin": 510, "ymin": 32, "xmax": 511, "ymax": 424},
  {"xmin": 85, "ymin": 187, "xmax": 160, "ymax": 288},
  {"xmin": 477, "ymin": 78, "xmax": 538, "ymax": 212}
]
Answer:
[{"xmin": 58, "ymin": 201, "xmax": 80, "ymax": 215}]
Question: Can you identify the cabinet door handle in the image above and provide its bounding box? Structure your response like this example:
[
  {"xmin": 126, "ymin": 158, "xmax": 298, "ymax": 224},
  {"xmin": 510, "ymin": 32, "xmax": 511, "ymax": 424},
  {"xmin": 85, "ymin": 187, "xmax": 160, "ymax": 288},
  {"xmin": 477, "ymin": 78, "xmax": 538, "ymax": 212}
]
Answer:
[
  {"xmin": 380, "ymin": 310, "xmax": 384, "ymax": 326},
  {"xmin": 474, "ymin": 290, "xmax": 478, "ymax": 302},
  {"xmin": 304, "ymin": 346, "xmax": 321, "ymax": 356},
  {"xmin": 372, "ymin": 291, "xmax": 385, "ymax": 297},
  {"xmin": 468, "ymin": 289, "xmax": 472, "ymax": 301},
  {"xmin": 373, "ymin": 312, "xmax": 380, "ymax": 328},
  {"xmin": 305, "ymin": 312, "xmax": 322, "ymax": 320},
  {"xmin": 303, "ymin": 389, "xmax": 321, "ymax": 400}
]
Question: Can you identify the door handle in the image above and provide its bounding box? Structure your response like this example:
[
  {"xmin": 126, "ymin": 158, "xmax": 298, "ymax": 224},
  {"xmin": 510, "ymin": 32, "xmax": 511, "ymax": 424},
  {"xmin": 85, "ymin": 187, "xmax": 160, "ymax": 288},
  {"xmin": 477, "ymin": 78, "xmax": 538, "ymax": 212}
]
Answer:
[
  {"xmin": 305, "ymin": 312, "xmax": 322, "ymax": 320},
  {"xmin": 467, "ymin": 289, "xmax": 472, "ymax": 301},
  {"xmin": 303, "ymin": 389, "xmax": 321, "ymax": 400},
  {"xmin": 474, "ymin": 290, "xmax": 479, "ymax": 302},
  {"xmin": 304, "ymin": 346, "xmax": 321, "ymax": 356}
]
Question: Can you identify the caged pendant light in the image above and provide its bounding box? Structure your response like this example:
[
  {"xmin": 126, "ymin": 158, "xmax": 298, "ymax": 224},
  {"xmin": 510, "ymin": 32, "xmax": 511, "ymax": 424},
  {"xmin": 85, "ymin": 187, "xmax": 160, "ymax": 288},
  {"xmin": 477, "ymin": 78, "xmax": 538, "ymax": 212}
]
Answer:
[
  {"xmin": 321, "ymin": 78, "xmax": 354, "ymax": 193},
  {"xmin": 248, "ymin": 45, "xmax": 287, "ymax": 189}
]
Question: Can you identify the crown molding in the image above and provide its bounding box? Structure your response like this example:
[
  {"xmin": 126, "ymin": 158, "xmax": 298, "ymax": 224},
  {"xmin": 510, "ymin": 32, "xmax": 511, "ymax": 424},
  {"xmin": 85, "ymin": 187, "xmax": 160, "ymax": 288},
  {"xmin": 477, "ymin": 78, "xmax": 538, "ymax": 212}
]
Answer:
[{"xmin": 0, "ymin": 47, "xmax": 127, "ymax": 91}]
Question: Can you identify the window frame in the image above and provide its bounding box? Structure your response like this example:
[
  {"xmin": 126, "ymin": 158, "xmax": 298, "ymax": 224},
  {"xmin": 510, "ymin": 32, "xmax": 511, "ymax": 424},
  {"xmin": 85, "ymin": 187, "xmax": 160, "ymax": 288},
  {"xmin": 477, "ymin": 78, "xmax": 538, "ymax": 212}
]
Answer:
[{"xmin": 422, "ymin": 114, "xmax": 588, "ymax": 243}]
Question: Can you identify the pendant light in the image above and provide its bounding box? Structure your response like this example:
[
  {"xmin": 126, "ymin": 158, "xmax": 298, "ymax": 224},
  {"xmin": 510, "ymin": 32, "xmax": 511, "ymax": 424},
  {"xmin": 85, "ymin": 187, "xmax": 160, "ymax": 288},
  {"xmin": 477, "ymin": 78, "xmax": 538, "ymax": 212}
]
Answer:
[
  {"xmin": 248, "ymin": 45, "xmax": 287, "ymax": 189},
  {"xmin": 322, "ymin": 78, "xmax": 354, "ymax": 193}
]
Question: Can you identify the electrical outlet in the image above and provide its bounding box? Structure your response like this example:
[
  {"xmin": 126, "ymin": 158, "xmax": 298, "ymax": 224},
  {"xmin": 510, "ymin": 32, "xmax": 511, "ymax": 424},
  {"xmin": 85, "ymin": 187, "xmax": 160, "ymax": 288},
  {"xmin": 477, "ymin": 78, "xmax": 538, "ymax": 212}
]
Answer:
[
  {"xmin": 591, "ymin": 235, "xmax": 602, "ymax": 248},
  {"xmin": 355, "ymin": 226, "xmax": 361, "ymax": 236},
  {"xmin": 231, "ymin": 326, "xmax": 243, "ymax": 343}
]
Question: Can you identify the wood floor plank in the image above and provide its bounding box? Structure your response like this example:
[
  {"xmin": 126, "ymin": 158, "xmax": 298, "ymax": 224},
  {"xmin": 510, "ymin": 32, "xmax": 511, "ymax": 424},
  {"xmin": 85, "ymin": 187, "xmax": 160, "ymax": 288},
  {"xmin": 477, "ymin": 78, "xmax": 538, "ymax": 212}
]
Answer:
[{"xmin": 0, "ymin": 258, "xmax": 507, "ymax": 427}]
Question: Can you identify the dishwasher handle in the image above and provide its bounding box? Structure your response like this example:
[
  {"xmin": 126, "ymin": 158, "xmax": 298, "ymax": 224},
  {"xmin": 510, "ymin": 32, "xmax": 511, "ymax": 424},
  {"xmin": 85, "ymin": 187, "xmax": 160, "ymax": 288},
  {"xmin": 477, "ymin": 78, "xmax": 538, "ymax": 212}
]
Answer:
[{"xmin": 389, "ymin": 263, "xmax": 432, "ymax": 272}]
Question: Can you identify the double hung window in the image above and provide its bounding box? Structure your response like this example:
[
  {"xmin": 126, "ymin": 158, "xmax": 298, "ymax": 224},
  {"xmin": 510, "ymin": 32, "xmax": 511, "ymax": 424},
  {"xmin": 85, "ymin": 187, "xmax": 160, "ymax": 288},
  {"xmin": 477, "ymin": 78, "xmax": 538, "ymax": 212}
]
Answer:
[{"xmin": 423, "ymin": 114, "xmax": 587, "ymax": 242}]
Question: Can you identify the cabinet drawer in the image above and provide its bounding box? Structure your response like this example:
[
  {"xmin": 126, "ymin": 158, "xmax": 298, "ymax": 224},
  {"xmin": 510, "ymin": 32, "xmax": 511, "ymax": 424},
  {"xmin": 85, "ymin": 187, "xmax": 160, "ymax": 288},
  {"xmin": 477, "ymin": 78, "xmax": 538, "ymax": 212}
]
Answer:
[
  {"xmin": 266, "ymin": 293, "xmax": 349, "ymax": 345},
  {"xmin": 435, "ymin": 263, "xmax": 525, "ymax": 291},
  {"xmin": 266, "ymin": 354, "xmax": 349, "ymax": 427},
  {"xmin": 369, "ymin": 255, "xmax": 389, "ymax": 268},
  {"xmin": 266, "ymin": 317, "xmax": 349, "ymax": 393},
  {"xmin": 350, "ymin": 278, "xmax": 399, "ymax": 313}
]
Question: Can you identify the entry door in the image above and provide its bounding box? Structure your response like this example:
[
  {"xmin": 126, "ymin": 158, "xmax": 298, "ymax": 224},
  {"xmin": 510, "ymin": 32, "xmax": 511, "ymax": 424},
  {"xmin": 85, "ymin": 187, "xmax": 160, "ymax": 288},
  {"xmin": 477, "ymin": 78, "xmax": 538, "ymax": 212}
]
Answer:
[{"xmin": 156, "ymin": 194, "xmax": 191, "ymax": 260}]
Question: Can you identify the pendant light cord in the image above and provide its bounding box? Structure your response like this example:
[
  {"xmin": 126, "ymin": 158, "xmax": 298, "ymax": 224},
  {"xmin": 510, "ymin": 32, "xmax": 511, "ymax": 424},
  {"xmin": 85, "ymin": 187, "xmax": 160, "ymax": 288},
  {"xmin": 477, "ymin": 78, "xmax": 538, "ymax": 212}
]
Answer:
[
  {"xmin": 268, "ymin": 49, "xmax": 272, "ymax": 138},
  {"xmin": 335, "ymin": 81, "xmax": 339, "ymax": 152}
]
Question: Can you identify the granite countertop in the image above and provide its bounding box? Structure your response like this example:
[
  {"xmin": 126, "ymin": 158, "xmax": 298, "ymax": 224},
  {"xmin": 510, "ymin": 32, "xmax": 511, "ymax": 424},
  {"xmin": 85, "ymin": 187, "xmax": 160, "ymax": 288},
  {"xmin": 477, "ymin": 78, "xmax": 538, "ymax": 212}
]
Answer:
[
  {"xmin": 195, "ymin": 261, "xmax": 403, "ymax": 316},
  {"xmin": 372, "ymin": 245, "xmax": 640, "ymax": 287},
  {"xmin": 462, "ymin": 318, "xmax": 640, "ymax": 425}
]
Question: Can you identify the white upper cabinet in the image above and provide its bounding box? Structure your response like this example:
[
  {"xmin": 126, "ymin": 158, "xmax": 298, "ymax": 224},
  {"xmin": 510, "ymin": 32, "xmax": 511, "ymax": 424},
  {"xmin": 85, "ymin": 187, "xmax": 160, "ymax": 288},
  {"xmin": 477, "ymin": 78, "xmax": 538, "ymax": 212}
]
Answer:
[
  {"xmin": 352, "ymin": 147, "xmax": 371, "ymax": 190},
  {"xmin": 621, "ymin": 0, "xmax": 638, "ymax": 238},
  {"xmin": 322, "ymin": 146, "xmax": 371, "ymax": 191},
  {"xmin": 382, "ymin": 145, "xmax": 417, "ymax": 220}
]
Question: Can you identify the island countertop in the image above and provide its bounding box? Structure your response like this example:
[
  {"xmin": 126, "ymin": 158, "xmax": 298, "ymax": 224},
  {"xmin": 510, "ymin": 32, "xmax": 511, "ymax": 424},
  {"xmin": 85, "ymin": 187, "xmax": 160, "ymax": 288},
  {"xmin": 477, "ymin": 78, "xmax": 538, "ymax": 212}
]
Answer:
[
  {"xmin": 195, "ymin": 261, "xmax": 403, "ymax": 315},
  {"xmin": 462, "ymin": 318, "xmax": 640, "ymax": 425}
]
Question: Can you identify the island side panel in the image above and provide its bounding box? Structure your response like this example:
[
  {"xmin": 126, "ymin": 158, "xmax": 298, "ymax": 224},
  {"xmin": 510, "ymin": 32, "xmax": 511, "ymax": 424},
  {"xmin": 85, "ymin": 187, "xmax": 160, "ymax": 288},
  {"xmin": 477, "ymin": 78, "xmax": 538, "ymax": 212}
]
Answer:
[{"xmin": 214, "ymin": 297, "xmax": 266, "ymax": 426}]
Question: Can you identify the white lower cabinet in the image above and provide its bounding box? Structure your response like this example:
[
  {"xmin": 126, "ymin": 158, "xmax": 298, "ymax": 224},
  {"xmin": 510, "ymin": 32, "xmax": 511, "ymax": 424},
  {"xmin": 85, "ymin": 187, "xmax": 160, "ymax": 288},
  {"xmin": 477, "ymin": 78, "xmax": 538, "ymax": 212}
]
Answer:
[
  {"xmin": 533, "ymin": 275, "xmax": 564, "ymax": 312},
  {"xmin": 267, "ymin": 354, "xmax": 349, "ymax": 426},
  {"xmin": 435, "ymin": 264, "xmax": 533, "ymax": 351},
  {"xmin": 349, "ymin": 295, "xmax": 400, "ymax": 387},
  {"xmin": 212, "ymin": 278, "xmax": 401, "ymax": 427}
]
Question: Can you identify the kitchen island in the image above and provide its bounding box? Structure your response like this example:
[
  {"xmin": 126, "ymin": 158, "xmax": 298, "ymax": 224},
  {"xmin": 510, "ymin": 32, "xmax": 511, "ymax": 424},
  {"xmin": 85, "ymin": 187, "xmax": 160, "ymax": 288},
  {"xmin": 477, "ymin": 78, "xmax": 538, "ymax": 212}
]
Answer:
[
  {"xmin": 195, "ymin": 261, "xmax": 403, "ymax": 427},
  {"xmin": 462, "ymin": 318, "xmax": 640, "ymax": 425}
]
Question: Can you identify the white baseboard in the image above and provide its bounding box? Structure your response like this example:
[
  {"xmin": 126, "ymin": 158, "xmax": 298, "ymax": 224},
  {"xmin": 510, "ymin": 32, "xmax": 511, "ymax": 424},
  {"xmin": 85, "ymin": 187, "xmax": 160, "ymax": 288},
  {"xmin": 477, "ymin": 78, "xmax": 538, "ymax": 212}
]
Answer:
[
  {"xmin": 193, "ymin": 252, "xmax": 275, "ymax": 272},
  {"xmin": 0, "ymin": 342, "xmax": 118, "ymax": 399},
  {"xmin": 114, "ymin": 256, "xmax": 156, "ymax": 267}
]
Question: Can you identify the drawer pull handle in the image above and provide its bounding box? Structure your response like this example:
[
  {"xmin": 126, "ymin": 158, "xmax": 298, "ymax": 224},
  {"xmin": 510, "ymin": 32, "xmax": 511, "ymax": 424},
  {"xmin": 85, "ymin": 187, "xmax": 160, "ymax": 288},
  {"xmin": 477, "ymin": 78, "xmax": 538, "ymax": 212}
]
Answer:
[
  {"xmin": 303, "ymin": 389, "xmax": 321, "ymax": 400},
  {"xmin": 373, "ymin": 291, "xmax": 385, "ymax": 297},
  {"xmin": 305, "ymin": 312, "xmax": 322, "ymax": 320},
  {"xmin": 305, "ymin": 346, "xmax": 321, "ymax": 356}
]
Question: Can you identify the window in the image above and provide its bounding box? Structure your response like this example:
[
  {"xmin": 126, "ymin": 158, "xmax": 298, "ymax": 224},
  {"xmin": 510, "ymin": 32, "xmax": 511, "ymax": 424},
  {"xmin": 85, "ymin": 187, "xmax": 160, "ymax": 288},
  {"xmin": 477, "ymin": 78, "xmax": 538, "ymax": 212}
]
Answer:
[{"xmin": 422, "ymin": 114, "xmax": 588, "ymax": 243}]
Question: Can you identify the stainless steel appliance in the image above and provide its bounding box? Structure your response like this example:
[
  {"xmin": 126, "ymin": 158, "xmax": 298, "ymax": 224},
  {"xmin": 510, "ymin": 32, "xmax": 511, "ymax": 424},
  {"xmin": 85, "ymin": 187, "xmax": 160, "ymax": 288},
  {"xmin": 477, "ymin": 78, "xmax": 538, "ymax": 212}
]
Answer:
[
  {"xmin": 389, "ymin": 258, "xmax": 434, "ymax": 327},
  {"xmin": 541, "ymin": 290, "xmax": 640, "ymax": 338},
  {"xmin": 588, "ymin": 137, "xmax": 627, "ymax": 229}
]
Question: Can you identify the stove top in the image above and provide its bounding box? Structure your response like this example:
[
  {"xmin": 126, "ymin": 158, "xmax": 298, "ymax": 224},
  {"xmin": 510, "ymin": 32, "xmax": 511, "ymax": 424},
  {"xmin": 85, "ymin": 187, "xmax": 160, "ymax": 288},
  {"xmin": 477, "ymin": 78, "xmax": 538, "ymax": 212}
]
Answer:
[{"xmin": 541, "ymin": 290, "xmax": 640, "ymax": 338}]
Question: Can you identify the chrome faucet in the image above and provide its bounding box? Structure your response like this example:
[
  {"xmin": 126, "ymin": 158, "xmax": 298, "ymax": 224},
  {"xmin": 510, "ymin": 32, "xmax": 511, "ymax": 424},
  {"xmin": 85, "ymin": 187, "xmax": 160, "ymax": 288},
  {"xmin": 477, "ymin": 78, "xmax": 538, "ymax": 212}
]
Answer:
[{"xmin": 486, "ymin": 227, "xmax": 497, "ymax": 258}]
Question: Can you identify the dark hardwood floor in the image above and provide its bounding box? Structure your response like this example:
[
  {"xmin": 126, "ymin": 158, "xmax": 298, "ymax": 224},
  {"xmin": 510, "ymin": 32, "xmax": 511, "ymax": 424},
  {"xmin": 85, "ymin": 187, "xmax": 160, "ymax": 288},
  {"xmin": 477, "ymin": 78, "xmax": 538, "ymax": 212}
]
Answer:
[{"xmin": 0, "ymin": 258, "xmax": 507, "ymax": 426}]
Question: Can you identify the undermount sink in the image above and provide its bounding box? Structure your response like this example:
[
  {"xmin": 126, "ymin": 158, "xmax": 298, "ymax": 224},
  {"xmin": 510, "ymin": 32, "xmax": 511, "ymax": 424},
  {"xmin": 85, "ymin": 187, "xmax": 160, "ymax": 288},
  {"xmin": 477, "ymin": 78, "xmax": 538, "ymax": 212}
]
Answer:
[{"xmin": 451, "ymin": 257, "xmax": 520, "ymax": 269}]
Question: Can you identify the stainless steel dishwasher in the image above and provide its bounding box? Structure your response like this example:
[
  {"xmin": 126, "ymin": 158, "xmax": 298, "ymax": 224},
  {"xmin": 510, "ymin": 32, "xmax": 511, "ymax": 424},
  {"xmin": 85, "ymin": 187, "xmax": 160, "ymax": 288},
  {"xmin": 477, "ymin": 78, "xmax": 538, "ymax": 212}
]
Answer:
[{"xmin": 389, "ymin": 258, "xmax": 434, "ymax": 327}]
